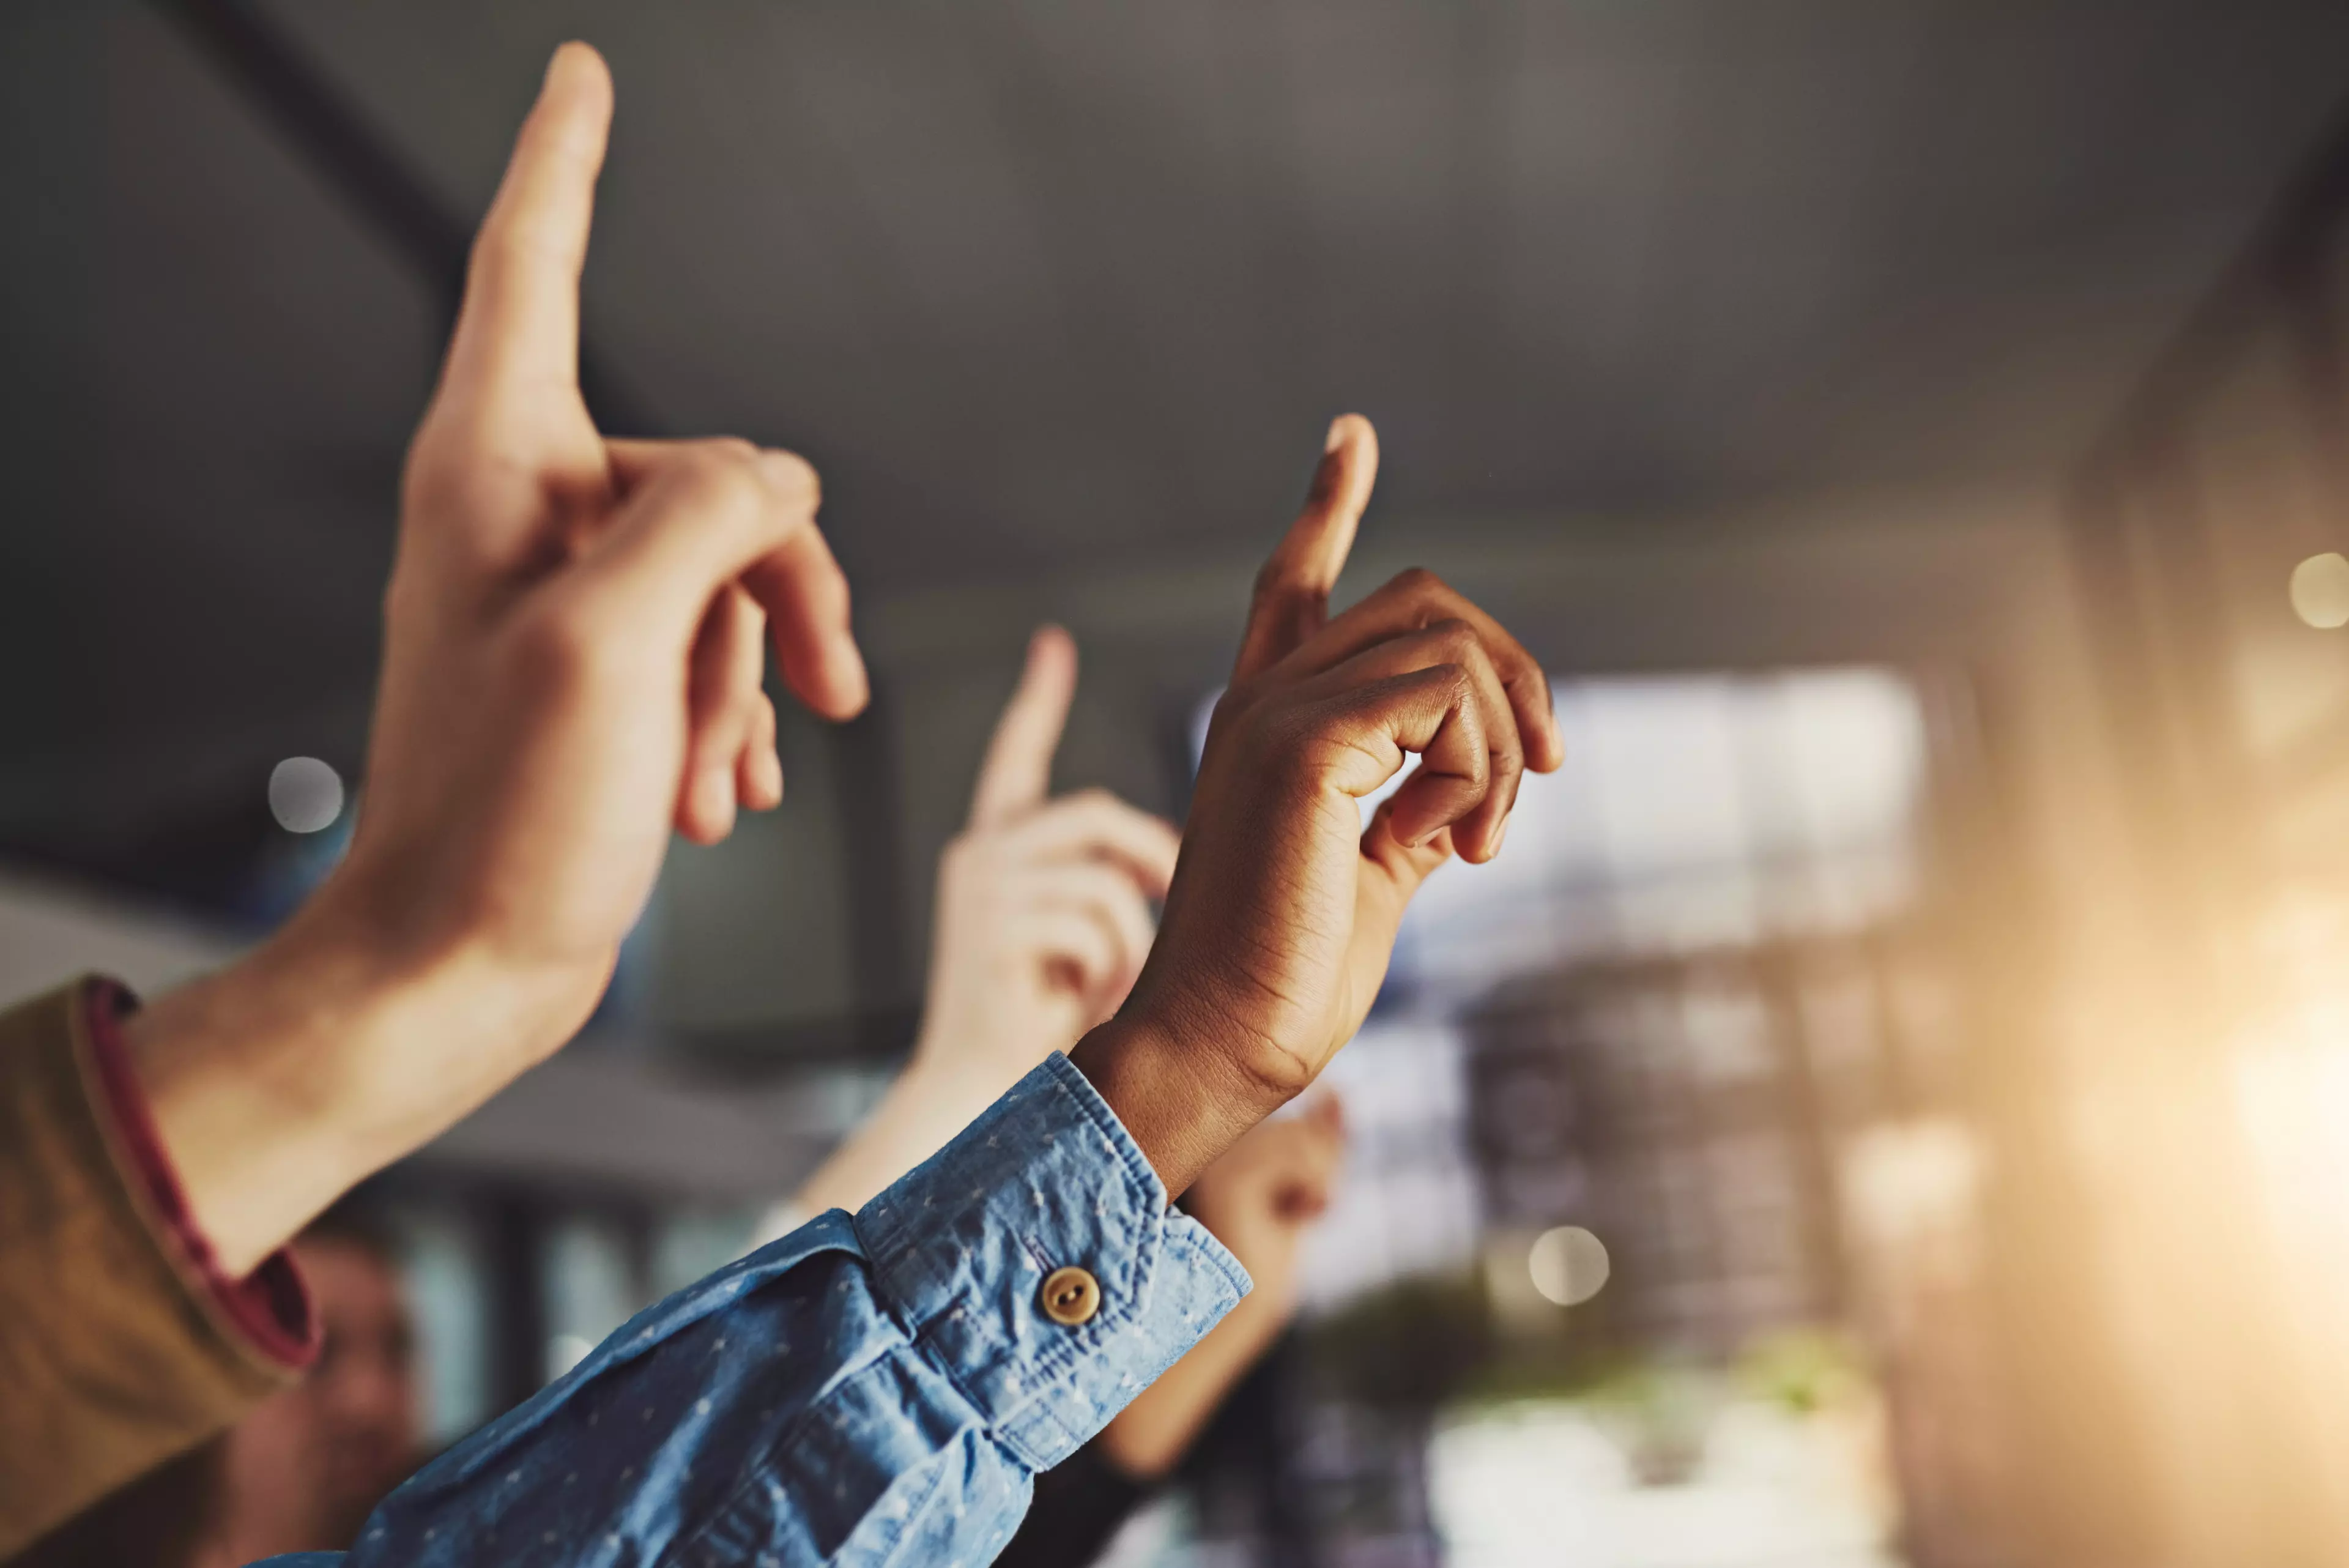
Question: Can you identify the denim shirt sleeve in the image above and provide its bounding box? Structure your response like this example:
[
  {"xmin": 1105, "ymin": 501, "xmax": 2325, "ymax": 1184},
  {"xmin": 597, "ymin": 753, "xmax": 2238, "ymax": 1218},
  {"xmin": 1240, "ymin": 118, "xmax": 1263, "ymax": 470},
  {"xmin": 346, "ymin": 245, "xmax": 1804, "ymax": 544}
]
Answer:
[{"xmin": 267, "ymin": 1053, "xmax": 1249, "ymax": 1568}]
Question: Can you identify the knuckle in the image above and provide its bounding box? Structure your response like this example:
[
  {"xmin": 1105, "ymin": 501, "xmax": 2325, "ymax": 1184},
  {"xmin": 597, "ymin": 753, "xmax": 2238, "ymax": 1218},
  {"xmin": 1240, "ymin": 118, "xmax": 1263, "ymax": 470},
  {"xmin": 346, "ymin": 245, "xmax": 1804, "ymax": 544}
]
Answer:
[
  {"xmin": 704, "ymin": 458, "xmax": 773, "ymax": 517},
  {"xmin": 1242, "ymin": 1044, "xmax": 1318, "ymax": 1104},
  {"xmin": 1424, "ymin": 617, "xmax": 1479, "ymax": 658},
  {"xmin": 688, "ymin": 438, "xmax": 763, "ymax": 487},
  {"xmin": 761, "ymin": 448, "xmax": 822, "ymax": 510},
  {"xmin": 511, "ymin": 596, "xmax": 611, "ymax": 691},
  {"xmin": 1254, "ymin": 708, "xmax": 1327, "ymax": 787}
]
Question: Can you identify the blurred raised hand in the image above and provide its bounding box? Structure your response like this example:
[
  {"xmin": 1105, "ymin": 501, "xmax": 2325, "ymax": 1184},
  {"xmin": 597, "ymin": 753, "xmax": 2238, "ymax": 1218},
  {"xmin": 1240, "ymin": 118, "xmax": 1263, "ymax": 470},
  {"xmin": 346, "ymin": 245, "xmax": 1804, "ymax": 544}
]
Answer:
[
  {"xmin": 922, "ymin": 626, "xmax": 1181, "ymax": 1075},
  {"xmin": 1097, "ymin": 1096, "xmax": 1348, "ymax": 1480},
  {"xmin": 125, "ymin": 43, "xmax": 868, "ymax": 1274},
  {"xmin": 789, "ymin": 626, "xmax": 1179, "ymax": 1217}
]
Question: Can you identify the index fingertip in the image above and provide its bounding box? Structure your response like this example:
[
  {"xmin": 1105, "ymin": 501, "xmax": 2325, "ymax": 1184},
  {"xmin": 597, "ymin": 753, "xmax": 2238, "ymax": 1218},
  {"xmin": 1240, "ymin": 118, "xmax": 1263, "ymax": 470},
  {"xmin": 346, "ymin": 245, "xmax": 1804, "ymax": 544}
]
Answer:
[
  {"xmin": 1025, "ymin": 622, "xmax": 1078, "ymax": 689},
  {"xmin": 1326, "ymin": 412, "xmax": 1376, "ymax": 459},
  {"xmin": 545, "ymin": 39, "xmax": 614, "ymax": 104}
]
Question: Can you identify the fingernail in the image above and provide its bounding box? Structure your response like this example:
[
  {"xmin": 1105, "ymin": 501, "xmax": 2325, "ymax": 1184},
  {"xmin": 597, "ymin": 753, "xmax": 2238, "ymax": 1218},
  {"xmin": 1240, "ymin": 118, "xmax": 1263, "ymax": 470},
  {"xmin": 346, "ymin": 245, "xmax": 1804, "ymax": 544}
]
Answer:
[
  {"xmin": 1491, "ymin": 815, "xmax": 1510, "ymax": 855},
  {"xmin": 544, "ymin": 40, "xmax": 584, "ymax": 87},
  {"xmin": 1324, "ymin": 417, "xmax": 1347, "ymax": 453},
  {"xmin": 759, "ymin": 748, "xmax": 785, "ymax": 806}
]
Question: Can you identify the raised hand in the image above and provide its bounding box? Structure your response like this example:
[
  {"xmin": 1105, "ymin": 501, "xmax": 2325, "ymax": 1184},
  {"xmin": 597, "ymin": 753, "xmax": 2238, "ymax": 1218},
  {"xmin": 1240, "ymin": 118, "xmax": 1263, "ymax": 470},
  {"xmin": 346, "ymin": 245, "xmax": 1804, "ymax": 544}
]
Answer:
[
  {"xmin": 1098, "ymin": 1097, "xmax": 1348, "ymax": 1480},
  {"xmin": 127, "ymin": 44, "xmax": 868, "ymax": 1273},
  {"xmin": 1074, "ymin": 415, "xmax": 1563, "ymax": 1194},
  {"xmin": 357, "ymin": 41, "xmax": 864, "ymax": 981},
  {"xmin": 1178, "ymin": 1096, "xmax": 1348, "ymax": 1322},
  {"xmin": 922, "ymin": 626, "xmax": 1182, "ymax": 1072},
  {"xmin": 790, "ymin": 626, "xmax": 1179, "ymax": 1217}
]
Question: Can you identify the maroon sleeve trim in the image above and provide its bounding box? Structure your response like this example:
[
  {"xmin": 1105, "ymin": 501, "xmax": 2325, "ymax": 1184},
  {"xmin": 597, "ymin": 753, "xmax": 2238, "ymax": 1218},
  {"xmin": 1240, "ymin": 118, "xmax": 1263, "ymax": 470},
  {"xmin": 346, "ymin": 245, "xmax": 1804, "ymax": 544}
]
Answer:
[{"xmin": 80, "ymin": 978, "xmax": 319, "ymax": 1371}]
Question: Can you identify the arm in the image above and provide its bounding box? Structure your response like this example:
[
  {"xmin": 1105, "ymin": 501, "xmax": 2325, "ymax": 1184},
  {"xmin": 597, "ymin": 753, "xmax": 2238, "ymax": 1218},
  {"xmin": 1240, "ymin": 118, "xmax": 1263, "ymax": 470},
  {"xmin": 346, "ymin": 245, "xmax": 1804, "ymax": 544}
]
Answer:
[
  {"xmin": 120, "ymin": 42, "xmax": 870, "ymax": 1279},
  {"xmin": 310, "ymin": 1055, "xmax": 1249, "ymax": 1568},
  {"xmin": 299, "ymin": 417, "xmax": 1555, "ymax": 1566},
  {"xmin": 6, "ymin": 47, "xmax": 869, "ymax": 1550},
  {"xmin": 790, "ymin": 626, "xmax": 1178, "ymax": 1220}
]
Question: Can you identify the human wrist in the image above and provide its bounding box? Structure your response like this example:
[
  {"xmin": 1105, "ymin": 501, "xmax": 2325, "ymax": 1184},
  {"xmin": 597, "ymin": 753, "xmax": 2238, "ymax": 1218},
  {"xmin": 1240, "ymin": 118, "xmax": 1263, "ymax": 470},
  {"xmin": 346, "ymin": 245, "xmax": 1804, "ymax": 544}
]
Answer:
[
  {"xmin": 125, "ymin": 884, "xmax": 594, "ymax": 1276},
  {"xmin": 1066, "ymin": 1011, "xmax": 1288, "ymax": 1198}
]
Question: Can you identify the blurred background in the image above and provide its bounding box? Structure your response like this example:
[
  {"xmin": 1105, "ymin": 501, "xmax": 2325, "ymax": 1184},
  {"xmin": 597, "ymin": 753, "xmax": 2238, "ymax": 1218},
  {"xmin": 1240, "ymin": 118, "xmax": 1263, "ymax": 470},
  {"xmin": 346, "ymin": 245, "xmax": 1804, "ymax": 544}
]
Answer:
[{"xmin": 6, "ymin": 2, "xmax": 2349, "ymax": 1564}]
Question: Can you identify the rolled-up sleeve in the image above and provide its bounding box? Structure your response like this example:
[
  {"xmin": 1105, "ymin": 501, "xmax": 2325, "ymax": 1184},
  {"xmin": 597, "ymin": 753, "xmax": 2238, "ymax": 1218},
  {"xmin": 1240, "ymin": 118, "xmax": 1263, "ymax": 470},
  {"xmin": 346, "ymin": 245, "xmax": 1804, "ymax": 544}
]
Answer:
[
  {"xmin": 0, "ymin": 979, "xmax": 316, "ymax": 1558},
  {"xmin": 322, "ymin": 1053, "xmax": 1248, "ymax": 1568}
]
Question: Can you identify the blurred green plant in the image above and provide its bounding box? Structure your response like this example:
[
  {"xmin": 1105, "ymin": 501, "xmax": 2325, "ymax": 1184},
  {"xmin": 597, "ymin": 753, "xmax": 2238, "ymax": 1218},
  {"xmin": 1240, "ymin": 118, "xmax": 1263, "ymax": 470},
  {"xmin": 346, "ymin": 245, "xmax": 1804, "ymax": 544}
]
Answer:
[{"xmin": 1733, "ymin": 1325, "xmax": 1874, "ymax": 1416}]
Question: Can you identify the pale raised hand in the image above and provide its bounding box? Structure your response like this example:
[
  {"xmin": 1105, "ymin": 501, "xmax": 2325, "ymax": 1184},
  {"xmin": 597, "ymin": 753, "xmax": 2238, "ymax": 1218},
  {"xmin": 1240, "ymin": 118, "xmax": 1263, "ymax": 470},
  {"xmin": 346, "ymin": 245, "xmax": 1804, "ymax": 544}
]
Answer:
[
  {"xmin": 1098, "ymin": 1096, "xmax": 1348, "ymax": 1479},
  {"xmin": 127, "ymin": 43, "xmax": 868, "ymax": 1273},
  {"xmin": 790, "ymin": 626, "xmax": 1179, "ymax": 1217},
  {"xmin": 921, "ymin": 625, "xmax": 1181, "ymax": 1070}
]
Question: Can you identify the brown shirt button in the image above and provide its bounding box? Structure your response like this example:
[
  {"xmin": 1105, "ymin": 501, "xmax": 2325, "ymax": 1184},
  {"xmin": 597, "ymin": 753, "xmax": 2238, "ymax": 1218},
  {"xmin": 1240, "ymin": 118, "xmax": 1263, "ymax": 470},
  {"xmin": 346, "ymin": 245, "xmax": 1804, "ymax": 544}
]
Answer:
[{"xmin": 1039, "ymin": 1266, "xmax": 1101, "ymax": 1326}]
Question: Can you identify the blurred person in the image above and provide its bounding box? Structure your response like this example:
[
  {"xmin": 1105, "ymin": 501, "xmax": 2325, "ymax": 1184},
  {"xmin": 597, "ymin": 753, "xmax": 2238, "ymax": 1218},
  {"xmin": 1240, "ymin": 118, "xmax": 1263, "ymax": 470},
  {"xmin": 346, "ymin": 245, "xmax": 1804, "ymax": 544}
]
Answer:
[
  {"xmin": 15, "ymin": 1204, "xmax": 422, "ymax": 1568},
  {"xmin": 193, "ymin": 1205, "xmax": 422, "ymax": 1566},
  {"xmin": 5, "ymin": 40, "xmax": 1559, "ymax": 1568},
  {"xmin": 777, "ymin": 628, "xmax": 1348, "ymax": 1566},
  {"xmin": 8, "ymin": 1441, "xmax": 228, "ymax": 1568}
]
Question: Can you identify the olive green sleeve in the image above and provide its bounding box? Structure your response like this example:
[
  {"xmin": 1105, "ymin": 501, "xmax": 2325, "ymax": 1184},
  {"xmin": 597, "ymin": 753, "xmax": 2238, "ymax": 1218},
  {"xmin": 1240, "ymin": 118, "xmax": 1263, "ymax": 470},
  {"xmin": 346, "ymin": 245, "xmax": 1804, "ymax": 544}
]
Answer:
[{"xmin": 0, "ymin": 979, "xmax": 304, "ymax": 1555}]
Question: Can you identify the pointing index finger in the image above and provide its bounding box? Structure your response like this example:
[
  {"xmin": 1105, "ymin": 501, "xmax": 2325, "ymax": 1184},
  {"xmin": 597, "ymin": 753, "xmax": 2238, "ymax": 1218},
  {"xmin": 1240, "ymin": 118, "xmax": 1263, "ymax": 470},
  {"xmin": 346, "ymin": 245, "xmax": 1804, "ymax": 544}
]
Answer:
[
  {"xmin": 439, "ymin": 42, "xmax": 612, "ymax": 417},
  {"xmin": 1232, "ymin": 415, "xmax": 1378, "ymax": 682},
  {"xmin": 968, "ymin": 625, "xmax": 1078, "ymax": 827}
]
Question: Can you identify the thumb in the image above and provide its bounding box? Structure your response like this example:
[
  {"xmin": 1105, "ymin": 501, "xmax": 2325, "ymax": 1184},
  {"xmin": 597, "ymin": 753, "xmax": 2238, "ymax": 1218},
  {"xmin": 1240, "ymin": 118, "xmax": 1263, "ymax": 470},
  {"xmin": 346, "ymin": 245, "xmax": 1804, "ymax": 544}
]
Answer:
[{"xmin": 1351, "ymin": 801, "xmax": 1455, "ymax": 992}]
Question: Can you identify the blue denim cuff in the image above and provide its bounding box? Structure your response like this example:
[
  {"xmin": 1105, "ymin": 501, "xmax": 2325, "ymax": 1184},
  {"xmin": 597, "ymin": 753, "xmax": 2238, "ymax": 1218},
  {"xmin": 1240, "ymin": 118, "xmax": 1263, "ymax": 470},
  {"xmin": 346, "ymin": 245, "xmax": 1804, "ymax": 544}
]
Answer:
[{"xmin": 853, "ymin": 1052, "xmax": 1251, "ymax": 1473}]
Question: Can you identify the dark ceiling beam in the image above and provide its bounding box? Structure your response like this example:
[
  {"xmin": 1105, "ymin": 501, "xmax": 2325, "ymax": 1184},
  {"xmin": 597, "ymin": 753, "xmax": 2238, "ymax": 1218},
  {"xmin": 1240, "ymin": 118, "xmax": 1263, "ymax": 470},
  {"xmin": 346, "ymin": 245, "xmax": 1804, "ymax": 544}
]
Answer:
[{"xmin": 157, "ymin": 0, "xmax": 656, "ymax": 433}]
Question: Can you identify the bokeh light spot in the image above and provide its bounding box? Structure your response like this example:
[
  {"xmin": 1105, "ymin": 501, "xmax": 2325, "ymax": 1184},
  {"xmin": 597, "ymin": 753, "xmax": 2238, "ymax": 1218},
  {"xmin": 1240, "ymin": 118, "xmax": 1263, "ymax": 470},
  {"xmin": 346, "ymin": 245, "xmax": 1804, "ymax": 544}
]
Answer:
[
  {"xmin": 2289, "ymin": 552, "xmax": 2349, "ymax": 629},
  {"xmin": 269, "ymin": 756, "xmax": 345, "ymax": 834},
  {"xmin": 1527, "ymin": 1225, "xmax": 1610, "ymax": 1307}
]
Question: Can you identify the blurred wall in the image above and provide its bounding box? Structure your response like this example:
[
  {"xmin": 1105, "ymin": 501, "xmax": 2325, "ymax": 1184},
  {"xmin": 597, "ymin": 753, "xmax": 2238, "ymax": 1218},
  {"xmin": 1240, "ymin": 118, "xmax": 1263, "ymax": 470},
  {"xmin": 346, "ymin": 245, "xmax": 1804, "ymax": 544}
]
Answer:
[{"xmin": 0, "ymin": 869, "xmax": 240, "ymax": 1003}]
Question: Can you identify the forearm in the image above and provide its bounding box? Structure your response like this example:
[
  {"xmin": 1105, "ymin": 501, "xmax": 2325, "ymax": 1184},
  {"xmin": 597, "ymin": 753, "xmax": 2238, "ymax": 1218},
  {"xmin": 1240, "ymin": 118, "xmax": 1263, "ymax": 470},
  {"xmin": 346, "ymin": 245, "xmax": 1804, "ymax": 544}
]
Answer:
[
  {"xmin": 791, "ymin": 1044, "xmax": 1032, "ymax": 1217},
  {"xmin": 123, "ymin": 890, "xmax": 593, "ymax": 1277},
  {"xmin": 335, "ymin": 1055, "xmax": 1249, "ymax": 1567}
]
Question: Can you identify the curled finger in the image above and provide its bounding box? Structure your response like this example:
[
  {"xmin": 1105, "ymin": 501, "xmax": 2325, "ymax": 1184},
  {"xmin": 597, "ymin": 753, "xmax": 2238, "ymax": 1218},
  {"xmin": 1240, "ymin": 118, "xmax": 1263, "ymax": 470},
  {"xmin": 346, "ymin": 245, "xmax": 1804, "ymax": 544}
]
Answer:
[
  {"xmin": 678, "ymin": 583, "xmax": 766, "ymax": 843},
  {"xmin": 1014, "ymin": 861, "xmax": 1160, "ymax": 999},
  {"xmin": 738, "ymin": 691, "xmax": 783, "ymax": 811},
  {"xmin": 1279, "ymin": 567, "xmax": 1562, "ymax": 775},
  {"xmin": 1003, "ymin": 789, "xmax": 1182, "ymax": 897}
]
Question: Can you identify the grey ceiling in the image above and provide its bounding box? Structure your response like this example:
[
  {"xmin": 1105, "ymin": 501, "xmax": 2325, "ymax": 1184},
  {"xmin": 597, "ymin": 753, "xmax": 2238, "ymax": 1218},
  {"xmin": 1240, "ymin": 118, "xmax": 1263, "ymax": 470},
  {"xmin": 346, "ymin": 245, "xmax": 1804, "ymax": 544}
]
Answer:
[{"xmin": 5, "ymin": 0, "xmax": 2349, "ymax": 908}]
